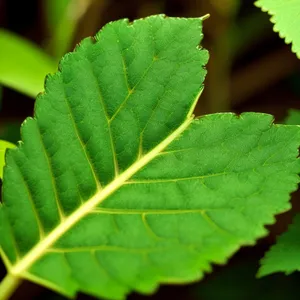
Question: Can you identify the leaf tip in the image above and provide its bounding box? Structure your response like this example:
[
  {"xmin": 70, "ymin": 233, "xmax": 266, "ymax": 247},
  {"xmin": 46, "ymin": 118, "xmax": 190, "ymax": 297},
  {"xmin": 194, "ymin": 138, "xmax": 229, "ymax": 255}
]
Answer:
[{"xmin": 201, "ymin": 14, "xmax": 210, "ymax": 21}]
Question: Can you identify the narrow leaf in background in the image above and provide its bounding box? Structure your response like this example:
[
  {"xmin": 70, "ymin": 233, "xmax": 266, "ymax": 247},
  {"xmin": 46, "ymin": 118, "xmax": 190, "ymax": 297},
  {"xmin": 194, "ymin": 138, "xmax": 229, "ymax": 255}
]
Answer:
[
  {"xmin": 255, "ymin": 0, "xmax": 300, "ymax": 58},
  {"xmin": 45, "ymin": 0, "xmax": 93, "ymax": 61},
  {"xmin": 0, "ymin": 29, "xmax": 56, "ymax": 98},
  {"xmin": 45, "ymin": 0, "xmax": 71, "ymax": 30}
]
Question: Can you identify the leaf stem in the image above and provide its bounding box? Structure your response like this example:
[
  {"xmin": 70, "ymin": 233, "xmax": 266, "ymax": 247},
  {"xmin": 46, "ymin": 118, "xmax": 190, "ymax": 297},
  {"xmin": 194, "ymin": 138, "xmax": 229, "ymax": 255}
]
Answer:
[{"xmin": 0, "ymin": 273, "xmax": 22, "ymax": 300}]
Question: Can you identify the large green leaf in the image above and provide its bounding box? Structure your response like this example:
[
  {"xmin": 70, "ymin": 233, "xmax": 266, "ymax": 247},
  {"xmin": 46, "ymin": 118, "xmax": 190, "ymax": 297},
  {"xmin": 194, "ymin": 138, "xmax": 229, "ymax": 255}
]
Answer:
[
  {"xmin": 0, "ymin": 29, "xmax": 56, "ymax": 97},
  {"xmin": 255, "ymin": 0, "xmax": 300, "ymax": 58},
  {"xmin": 0, "ymin": 15, "xmax": 300, "ymax": 300}
]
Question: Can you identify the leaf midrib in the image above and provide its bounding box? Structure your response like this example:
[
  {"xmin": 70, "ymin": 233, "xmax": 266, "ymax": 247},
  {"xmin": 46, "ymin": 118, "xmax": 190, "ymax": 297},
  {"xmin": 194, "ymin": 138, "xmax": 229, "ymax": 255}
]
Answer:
[{"xmin": 9, "ymin": 116, "xmax": 193, "ymax": 276}]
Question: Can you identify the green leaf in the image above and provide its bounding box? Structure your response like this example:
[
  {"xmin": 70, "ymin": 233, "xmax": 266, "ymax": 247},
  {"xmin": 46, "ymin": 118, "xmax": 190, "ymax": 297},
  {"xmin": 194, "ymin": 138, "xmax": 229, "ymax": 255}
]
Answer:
[
  {"xmin": 0, "ymin": 15, "xmax": 300, "ymax": 300},
  {"xmin": 0, "ymin": 140, "xmax": 15, "ymax": 179},
  {"xmin": 284, "ymin": 109, "xmax": 300, "ymax": 125},
  {"xmin": 258, "ymin": 214, "xmax": 300, "ymax": 277},
  {"xmin": 259, "ymin": 107, "xmax": 300, "ymax": 278},
  {"xmin": 0, "ymin": 29, "xmax": 56, "ymax": 98},
  {"xmin": 255, "ymin": 0, "xmax": 300, "ymax": 58}
]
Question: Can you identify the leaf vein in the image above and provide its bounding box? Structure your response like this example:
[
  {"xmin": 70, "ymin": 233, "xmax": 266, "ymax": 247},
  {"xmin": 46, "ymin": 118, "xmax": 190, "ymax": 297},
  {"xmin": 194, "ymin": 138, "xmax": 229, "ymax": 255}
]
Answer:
[
  {"xmin": 125, "ymin": 172, "xmax": 226, "ymax": 184},
  {"xmin": 61, "ymin": 84, "xmax": 102, "ymax": 190},
  {"xmin": 36, "ymin": 125, "xmax": 65, "ymax": 221},
  {"xmin": 85, "ymin": 57, "xmax": 119, "ymax": 177},
  {"xmin": 10, "ymin": 155, "xmax": 45, "ymax": 240}
]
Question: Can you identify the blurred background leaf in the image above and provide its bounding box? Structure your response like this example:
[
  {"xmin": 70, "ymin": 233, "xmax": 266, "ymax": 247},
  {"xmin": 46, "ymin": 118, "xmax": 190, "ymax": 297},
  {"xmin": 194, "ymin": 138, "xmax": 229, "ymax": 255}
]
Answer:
[
  {"xmin": 0, "ymin": 29, "xmax": 56, "ymax": 98},
  {"xmin": 284, "ymin": 109, "xmax": 300, "ymax": 125},
  {"xmin": 191, "ymin": 249, "xmax": 300, "ymax": 300},
  {"xmin": 45, "ymin": 0, "xmax": 93, "ymax": 61},
  {"xmin": 0, "ymin": 139, "xmax": 15, "ymax": 178}
]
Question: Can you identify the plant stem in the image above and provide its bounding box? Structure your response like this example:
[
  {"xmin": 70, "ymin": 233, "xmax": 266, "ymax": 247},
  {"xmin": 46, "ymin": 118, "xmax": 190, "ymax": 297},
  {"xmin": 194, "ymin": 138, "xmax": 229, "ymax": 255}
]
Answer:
[{"xmin": 0, "ymin": 273, "xmax": 22, "ymax": 300}]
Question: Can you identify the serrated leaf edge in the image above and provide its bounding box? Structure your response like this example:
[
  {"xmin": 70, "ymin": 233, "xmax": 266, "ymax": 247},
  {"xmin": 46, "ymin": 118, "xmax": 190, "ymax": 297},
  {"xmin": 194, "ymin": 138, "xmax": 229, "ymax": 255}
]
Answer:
[{"xmin": 255, "ymin": 0, "xmax": 300, "ymax": 59}]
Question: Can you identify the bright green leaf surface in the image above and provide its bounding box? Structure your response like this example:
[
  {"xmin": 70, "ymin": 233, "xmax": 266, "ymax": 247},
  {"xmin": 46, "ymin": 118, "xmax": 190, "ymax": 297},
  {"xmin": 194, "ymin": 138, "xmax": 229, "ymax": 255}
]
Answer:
[
  {"xmin": 0, "ymin": 15, "xmax": 300, "ymax": 300},
  {"xmin": 259, "ymin": 214, "xmax": 300, "ymax": 277},
  {"xmin": 0, "ymin": 29, "xmax": 56, "ymax": 97},
  {"xmin": 255, "ymin": 0, "xmax": 300, "ymax": 58},
  {"xmin": 0, "ymin": 140, "xmax": 15, "ymax": 179}
]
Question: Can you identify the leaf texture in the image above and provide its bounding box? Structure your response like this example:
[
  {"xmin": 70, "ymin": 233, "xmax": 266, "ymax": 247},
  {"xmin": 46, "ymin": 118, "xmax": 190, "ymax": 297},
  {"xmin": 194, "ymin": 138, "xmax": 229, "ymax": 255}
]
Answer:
[
  {"xmin": 1, "ymin": 15, "xmax": 300, "ymax": 300},
  {"xmin": 255, "ymin": 0, "xmax": 300, "ymax": 58}
]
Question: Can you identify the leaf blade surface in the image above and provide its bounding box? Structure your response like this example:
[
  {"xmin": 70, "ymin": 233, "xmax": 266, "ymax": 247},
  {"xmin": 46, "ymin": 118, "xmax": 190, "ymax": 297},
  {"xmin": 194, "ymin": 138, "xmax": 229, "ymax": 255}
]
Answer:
[{"xmin": 0, "ymin": 15, "xmax": 300, "ymax": 300}]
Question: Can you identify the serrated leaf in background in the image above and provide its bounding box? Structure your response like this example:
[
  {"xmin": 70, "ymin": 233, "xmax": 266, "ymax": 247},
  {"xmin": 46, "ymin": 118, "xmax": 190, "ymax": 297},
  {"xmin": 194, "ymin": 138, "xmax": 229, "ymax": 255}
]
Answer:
[
  {"xmin": 259, "ymin": 214, "xmax": 300, "ymax": 277},
  {"xmin": 193, "ymin": 252, "xmax": 300, "ymax": 300},
  {"xmin": 255, "ymin": 0, "xmax": 300, "ymax": 58}
]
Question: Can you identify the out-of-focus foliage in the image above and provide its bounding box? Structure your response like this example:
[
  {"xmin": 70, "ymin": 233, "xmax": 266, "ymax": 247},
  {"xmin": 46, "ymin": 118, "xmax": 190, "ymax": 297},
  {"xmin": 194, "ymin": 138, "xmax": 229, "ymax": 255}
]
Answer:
[
  {"xmin": 0, "ymin": 140, "xmax": 15, "ymax": 179},
  {"xmin": 209, "ymin": 0, "xmax": 240, "ymax": 16},
  {"xmin": 0, "ymin": 85, "xmax": 2, "ymax": 111},
  {"xmin": 45, "ymin": 0, "xmax": 71, "ymax": 31},
  {"xmin": 284, "ymin": 109, "xmax": 300, "ymax": 125},
  {"xmin": 0, "ymin": 30, "xmax": 56, "ymax": 98},
  {"xmin": 0, "ymin": 122, "xmax": 21, "ymax": 145},
  {"xmin": 193, "ymin": 255, "xmax": 300, "ymax": 300},
  {"xmin": 45, "ymin": 0, "xmax": 92, "ymax": 60},
  {"xmin": 255, "ymin": 0, "xmax": 300, "ymax": 58},
  {"xmin": 259, "ymin": 215, "xmax": 300, "ymax": 277}
]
